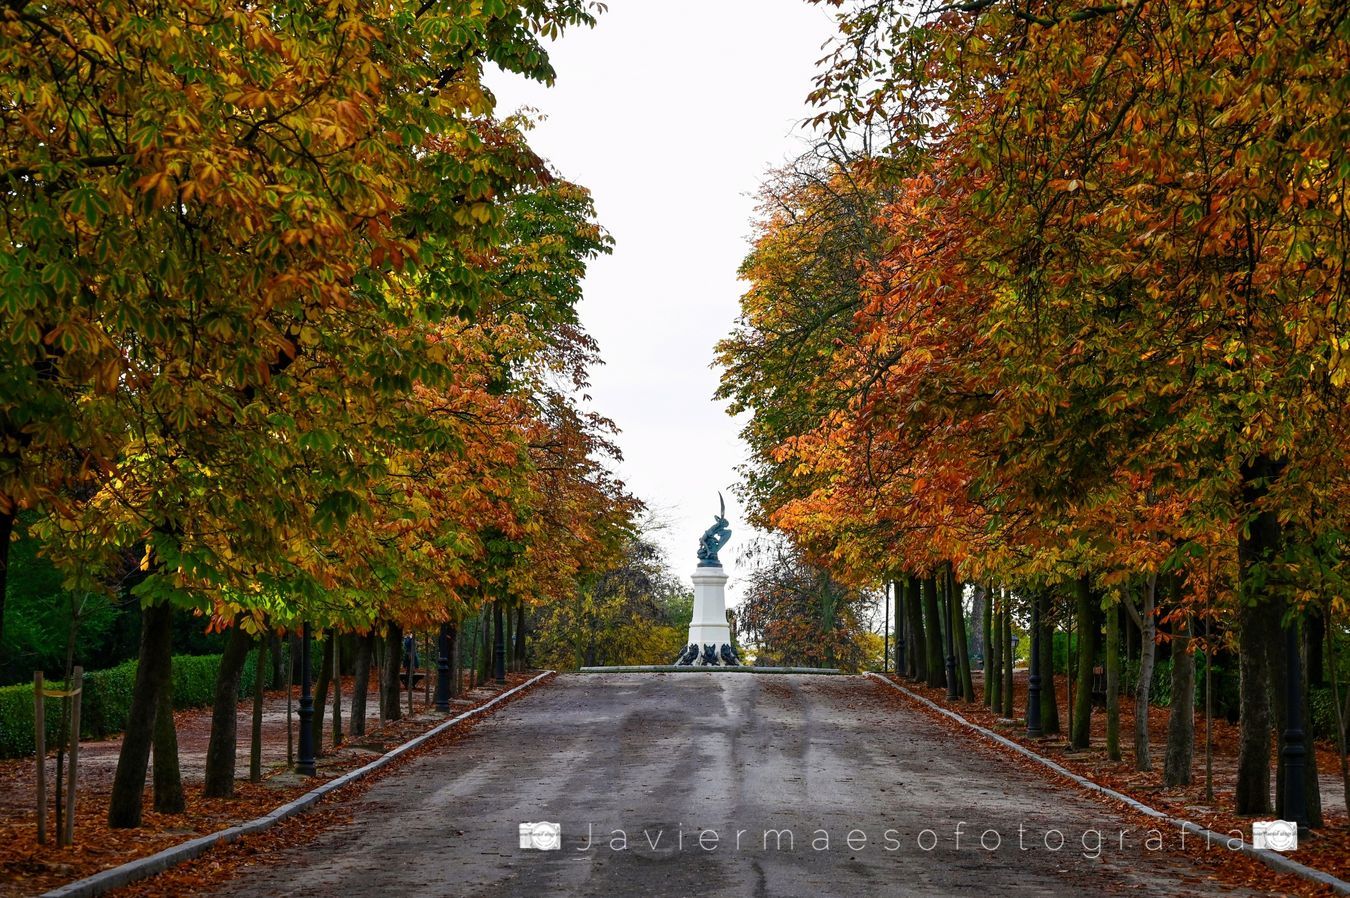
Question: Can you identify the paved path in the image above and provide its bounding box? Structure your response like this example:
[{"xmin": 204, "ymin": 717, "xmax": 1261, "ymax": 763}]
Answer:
[{"xmin": 212, "ymin": 674, "xmax": 1253, "ymax": 897}]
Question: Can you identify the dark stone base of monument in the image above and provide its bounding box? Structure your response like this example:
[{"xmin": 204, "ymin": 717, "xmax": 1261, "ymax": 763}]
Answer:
[{"xmin": 673, "ymin": 642, "xmax": 740, "ymax": 667}]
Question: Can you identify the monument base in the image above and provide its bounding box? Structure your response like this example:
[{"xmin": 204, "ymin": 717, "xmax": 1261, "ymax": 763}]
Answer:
[{"xmin": 674, "ymin": 563, "xmax": 739, "ymax": 667}]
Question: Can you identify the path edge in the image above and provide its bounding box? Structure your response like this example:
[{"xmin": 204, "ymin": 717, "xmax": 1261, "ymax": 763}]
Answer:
[
  {"xmin": 864, "ymin": 672, "xmax": 1349, "ymax": 896},
  {"xmin": 577, "ymin": 665, "xmax": 841, "ymax": 674},
  {"xmin": 41, "ymin": 670, "xmax": 556, "ymax": 898}
]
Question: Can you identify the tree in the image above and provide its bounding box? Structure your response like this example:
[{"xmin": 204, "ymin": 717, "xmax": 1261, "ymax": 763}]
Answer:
[
  {"xmin": 4, "ymin": 0, "xmax": 616, "ymax": 826},
  {"xmin": 736, "ymin": 539, "xmax": 876, "ymax": 672},
  {"xmin": 715, "ymin": 0, "xmax": 1348, "ymax": 821}
]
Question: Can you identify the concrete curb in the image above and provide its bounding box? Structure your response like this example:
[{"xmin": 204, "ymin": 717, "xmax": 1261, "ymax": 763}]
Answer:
[
  {"xmin": 42, "ymin": 670, "xmax": 556, "ymax": 898},
  {"xmin": 578, "ymin": 665, "xmax": 842, "ymax": 675},
  {"xmin": 865, "ymin": 673, "xmax": 1350, "ymax": 896}
]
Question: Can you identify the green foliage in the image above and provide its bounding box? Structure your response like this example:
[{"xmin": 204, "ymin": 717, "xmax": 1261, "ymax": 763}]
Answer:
[
  {"xmin": 1309, "ymin": 688, "xmax": 1344, "ymax": 744},
  {"xmin": 0, "ymin": 0, "xmax": 618, "ymax": 645},
  {"xmin": 530, "ymin": 528, "xmax": 691, "ymax": 669},
  {"xmin": 0, "ymin": 682, "xmax": 59, "ymax": 759},
  {"xmin": 0, "ymin": 651, "xmax": 266, "ymax": 758},
  {"xmin": 1124, "ymin": 655, "xmax": 1241, "ymax": 723},
  {"xmin": 0, "ymin": 515, "xmax": 122, "ymax": 683},
  {"xmin": 80, "ymin": 659, "xmax": 138, "ymax": 741},
  {"xmin": 736, "ymin": 539, "xmax": 876, "ymax": 672}
]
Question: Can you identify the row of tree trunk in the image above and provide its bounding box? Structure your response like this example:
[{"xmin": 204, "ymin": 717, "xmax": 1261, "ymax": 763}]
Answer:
[
  {"xmin": 893, "ymin": 568, "xmax": 975, "ymax": 702},
  {"xmin": 891, "ymin": 562, "xmax": 1329, "ymax": 827},
  {"xmin": 105, "ymin": 603, "xmax": 531, "ymax": 829}
]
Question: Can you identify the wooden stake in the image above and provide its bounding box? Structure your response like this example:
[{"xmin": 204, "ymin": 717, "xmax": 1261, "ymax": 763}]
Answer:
[
  {"xmin": 63, "ymin": 667, "xmax": 81, "ymax": 847},
  {"xmin": 34, "ymin": 672, "xmax": 45, "ymax": 845}
]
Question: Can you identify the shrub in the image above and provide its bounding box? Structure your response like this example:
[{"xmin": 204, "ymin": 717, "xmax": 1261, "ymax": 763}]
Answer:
[
  {"xmin": 82, "ymin": 659, "xmax": 138, "ymax": 738},
  {"xmin": 1310, "ymin": 687, "xmax": 1345, "ymax": 743},
  {"xmin": 172, "ymin": 654, "xmax": 220, "ymax": 709},
  {"xmin": 0, "ymin": 651, "xmax": 270, "ymax": 758},
  {"xmin": 0, "ymin": 680, "xmax": 65, "ymax": 758}
]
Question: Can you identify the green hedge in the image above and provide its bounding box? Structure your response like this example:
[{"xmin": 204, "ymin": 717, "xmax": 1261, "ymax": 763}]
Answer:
[
  {"xmin": 0, "ymin": 652, "xmax": 269, "ymax": 759},
  {"xmin": 1310, "ymin": 687, "xmax": 1345, "ymax": 743},
  {"xmin": 1143, "ymin": 657, "xmax": 1241, "ymax": 722}
]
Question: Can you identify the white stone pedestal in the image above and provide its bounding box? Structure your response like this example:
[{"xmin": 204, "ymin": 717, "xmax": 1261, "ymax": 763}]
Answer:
[{"xmin": 675, "ymin": 563, "xmax": 738, "ymax": 666}]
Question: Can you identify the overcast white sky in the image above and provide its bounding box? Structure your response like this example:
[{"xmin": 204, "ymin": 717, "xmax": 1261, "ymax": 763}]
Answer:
[{"xmin": 490, "ymin": 1, "xmax": 839, "ymax": 602}]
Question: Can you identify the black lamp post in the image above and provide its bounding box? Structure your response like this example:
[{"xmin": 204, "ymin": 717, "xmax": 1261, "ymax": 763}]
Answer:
[
  {"xmin": 435, "ymin": 623, "xmax": 452, "ymax": 712},
  {"xmin": 1281, "ymin": 615, "xmax": 1310, "ymax": 835},
  {"xmin": 1027, "ymin": 593, "xmax": 1043, "ymax": 738},
  {"xmin": 296, "ymin": 622, "xmax": 316, "ymax": 776}
]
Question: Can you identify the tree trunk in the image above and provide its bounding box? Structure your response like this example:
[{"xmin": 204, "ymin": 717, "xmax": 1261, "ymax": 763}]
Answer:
[
  {"xmin": 1236, "ymin": 454, "xmax": 1281, "ymax": 814},
  {"xmin": 493, "ymin": 600, "xmax": 506, "ymax": 683},
  {"xmin": 203, "ymin": 622, "xmax": 253, "ymax": 798},
  {"xmin": 948, "ymin": 568, "xmax": 974, "ymax": 701},
  {"xmin": 1002, "ymin": 597, "xmax": 1015, "ymax": 718},
  {"xmin": 109, "ymin": 603, "xmax": 174, "ymax": 828},
  {"xmin": 890, "ymin": 580, "xmax": 901, "ymax": 676},
  {"xmin": 1164, "ymin": 616, "xmax": 1195, "ymax": 786},
  {"xmin": 351, "ymin": 631, "xmax": 373, "ymax": 737},
  {"xmin": 905, "ymin": 575, "xmax": 926, "ymax": 681},
  {"xmin": 988, "ymin": 586, "xmax": 999, "ymax": 702},
  {"xmin": 331, "ymin": 633, "xmax": 342, "ymax": 748},
  {"xmin": 250, "ymin": 638, "xmax": 266, "ymax": 783},
  {"xmin": 0, "ymin": 510, "xmax": 11, "ymax": 650},
  {"xmin": 1135, "ymin": 575, "xmax": 1157, "ymax": 772},
  {"xmin": 381, "ymin": 623, "xmax": 403, "ymax": 722},
  {"xmin": 1039, "ymin": 591, "xmax": 1060, "ymax": 735},
  {"xmin": 479, "ymin": 609, "xmax": 492, "ymax": 683},
  {"xmin": 406, "ymin": 629, "xmax": 415, "ymax": 715},
  {"xmin": 1322, "ymin": 597, "xmax": 1350, "ymax": 817},
  {"xmin": 515, "ymin": 603, "xmax": 527, "ymax": 670},
  {"xmin": 453, "ymin": 622, "xmax": 465, "ymax": 696},
  {"xmin": 922, "ymin": 575, "xmax": 945, "ymax": 688},
  {"xmin": 1071, "ymin": 575, "xmax": 1096, "ymax": 748},
  {"xmin": 1235, "ymin": 596, "xmax": 1275, "ymax": 812},
  {"xmin": 988, "ymin": 592, "xmax": 1002, "ymax": 710},
  {"xmin": 311, "ymin": 633, "xmax": 334, "ymax": 745},
  {"xmin": 1106, "ymin": 594, "xmax": 1121, "ymax": 761},
  {"xmin": 151, "ymin": 647, "xmax": 183, "ymax": 813}
]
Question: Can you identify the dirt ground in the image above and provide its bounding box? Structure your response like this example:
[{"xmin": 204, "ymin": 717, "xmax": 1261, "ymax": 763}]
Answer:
[
  {"xmin": 0, "ymin": 670, "xmax": 536, "ymax": 897},
  {"xmin": 891, "ymin": 668, "xmax": 1348, "ymax": 879}
]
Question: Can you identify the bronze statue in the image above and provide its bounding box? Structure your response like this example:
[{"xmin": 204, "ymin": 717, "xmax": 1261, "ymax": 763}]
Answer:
[{"xmin": 696, "ymin": 492, "xmax": 732, "ymax": 567}]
